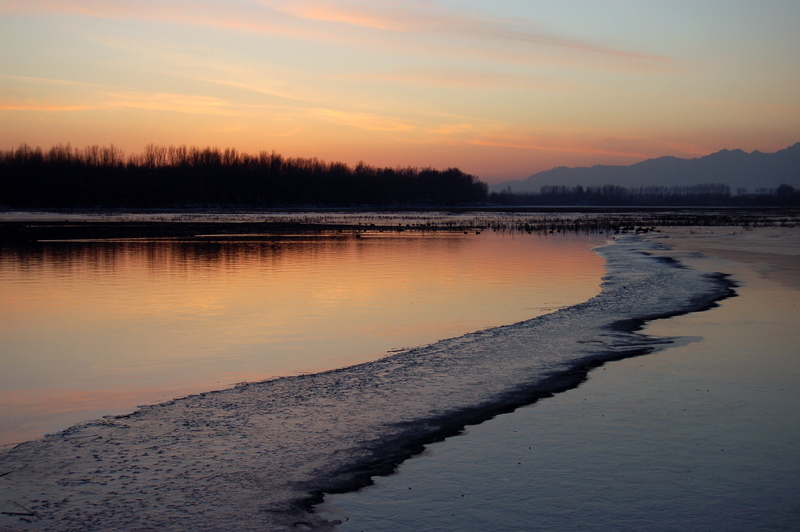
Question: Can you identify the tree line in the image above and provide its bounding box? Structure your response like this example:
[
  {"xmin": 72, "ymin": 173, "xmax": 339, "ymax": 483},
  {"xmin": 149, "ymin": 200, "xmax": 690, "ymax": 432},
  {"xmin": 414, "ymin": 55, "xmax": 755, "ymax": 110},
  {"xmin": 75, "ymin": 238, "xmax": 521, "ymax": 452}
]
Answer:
[
  {"xmin": 490, "ymin": 183, "xmax": 800, "ymax": 206},
  {"xmin": 0, "ymin": 144, "xmax": 489, "ymax": 208}
]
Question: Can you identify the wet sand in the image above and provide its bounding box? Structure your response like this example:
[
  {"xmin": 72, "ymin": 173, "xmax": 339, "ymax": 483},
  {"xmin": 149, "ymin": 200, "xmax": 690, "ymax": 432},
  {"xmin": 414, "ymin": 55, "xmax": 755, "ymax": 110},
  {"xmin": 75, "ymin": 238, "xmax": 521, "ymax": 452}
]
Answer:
[{"xmin": 322, "ymin": 227, "xmax": 800, "ymax": 530}]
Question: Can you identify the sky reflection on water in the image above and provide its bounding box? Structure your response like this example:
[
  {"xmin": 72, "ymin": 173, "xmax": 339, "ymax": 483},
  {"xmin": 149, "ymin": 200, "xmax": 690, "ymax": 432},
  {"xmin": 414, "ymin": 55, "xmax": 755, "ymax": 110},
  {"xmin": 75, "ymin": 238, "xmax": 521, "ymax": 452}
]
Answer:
[{"xmin": 0, "ymin": 231, "xmax": 605, "ymax": 445}]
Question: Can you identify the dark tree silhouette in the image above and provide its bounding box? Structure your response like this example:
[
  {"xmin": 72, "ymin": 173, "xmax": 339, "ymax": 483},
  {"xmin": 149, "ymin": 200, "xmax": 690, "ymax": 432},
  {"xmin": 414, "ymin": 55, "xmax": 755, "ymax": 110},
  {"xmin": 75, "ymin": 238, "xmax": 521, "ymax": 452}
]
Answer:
[
  {"xmin": 487, "ymin": 182, "xmax": 800, "ymax": 206},
  {"xmin": 0, "ymin": 144, "xmax": 488, "ymax": 208}
]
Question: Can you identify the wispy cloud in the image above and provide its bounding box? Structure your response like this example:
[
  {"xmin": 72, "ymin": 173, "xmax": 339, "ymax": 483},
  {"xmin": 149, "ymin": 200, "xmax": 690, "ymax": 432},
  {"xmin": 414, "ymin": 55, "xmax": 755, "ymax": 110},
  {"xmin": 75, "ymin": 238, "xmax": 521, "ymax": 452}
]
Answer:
[
  {"xmin": 0, "ymin": 103, "xmax": 90, "ymax": 111},
  {"xmin": 0, "ymin": 75, "xmax": 101, "ymax": 111},
  {"xmin": 465, "ymin": 128, "xmax": 715, "ymax": 160},
  {"xmin": 356, "ymin": 68, "xmax": 574, "ymax": 91},
  {"xmin": 311, "ymin": 108, "xmax": 417, "ymax": 132},
  {"xmin": 1, "ymin": 0, "xmax": 298, "ymax": 38},
  {"xmin": 271, "ymin": 0, "xmax": 675, "ymax": 69},
  {"xmin": 1, "ymin": 74, "xmax": 101, "ymax": 88},
  {"xmin": 468, "ymin": 134, "xmax": 645, "ymax": 157},
  {"xmin": 274, "ymin": 0, "xmax": 410, "ymax": 31},
  {"xmin": 5, "ymin": 0, "xmax": 675, "ymax": 71},
  {"xmin": 0, "ymin": 93, "xmax": 238, "ymax": 116},
  {"xmin": 101, "ymin": 92, "xmax": 238, "ymax": 115},
  {"xmin": 0, "ymin": 75, "xmax": 241, "ymax": 115}
]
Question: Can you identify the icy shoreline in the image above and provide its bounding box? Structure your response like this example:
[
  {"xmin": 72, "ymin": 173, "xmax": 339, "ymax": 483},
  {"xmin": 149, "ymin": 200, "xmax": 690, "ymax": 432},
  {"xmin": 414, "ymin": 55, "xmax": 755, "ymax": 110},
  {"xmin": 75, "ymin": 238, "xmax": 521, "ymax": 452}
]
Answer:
[{"xmin": 0, "ymin": 235, "xmax": 735, "ymax": 531}]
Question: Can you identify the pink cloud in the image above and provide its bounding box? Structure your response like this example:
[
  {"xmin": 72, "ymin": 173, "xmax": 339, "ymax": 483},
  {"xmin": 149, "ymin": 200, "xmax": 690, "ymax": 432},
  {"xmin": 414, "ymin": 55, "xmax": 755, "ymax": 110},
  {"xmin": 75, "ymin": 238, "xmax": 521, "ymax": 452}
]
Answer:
[
  {"xmin": 465, "ymin": 129, "xmax": 718, "ymax": 162},
  {"xmin": 5, "ymin": 0, "xmax": 676, "ymax": 71},
  {"xmin": 272, "ymin": 0, "xmax": 675, "ymax": 68},
  {"xmin": 355, "ymin": 68, "xmax": 575, "ymax": 90},
  {"xmin": 2, "ymin": 0, "xmax": 299, "ymax": 38}
]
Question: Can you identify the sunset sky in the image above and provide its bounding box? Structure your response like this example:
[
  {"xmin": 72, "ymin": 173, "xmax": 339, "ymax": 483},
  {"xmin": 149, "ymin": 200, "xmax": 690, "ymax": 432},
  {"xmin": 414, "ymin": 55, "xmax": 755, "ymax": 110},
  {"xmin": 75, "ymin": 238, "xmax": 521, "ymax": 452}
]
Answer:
[{"xmin": 1, "ymin": 0, "xmax": 798, "ymax": 182}]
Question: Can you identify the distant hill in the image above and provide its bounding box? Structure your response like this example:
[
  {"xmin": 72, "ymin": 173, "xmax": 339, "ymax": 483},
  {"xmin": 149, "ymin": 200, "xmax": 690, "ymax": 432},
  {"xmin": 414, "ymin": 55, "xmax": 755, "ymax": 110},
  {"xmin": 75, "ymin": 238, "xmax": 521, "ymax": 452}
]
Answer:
[{"xmin": 491, "ymin": 143, "xmax": 800, "ymax": 195}]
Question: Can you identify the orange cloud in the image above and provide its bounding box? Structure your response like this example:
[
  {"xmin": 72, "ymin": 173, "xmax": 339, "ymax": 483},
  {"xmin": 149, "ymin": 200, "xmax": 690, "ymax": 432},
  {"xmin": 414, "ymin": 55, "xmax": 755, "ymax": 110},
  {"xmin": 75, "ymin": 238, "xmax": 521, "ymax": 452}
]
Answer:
[
  {"xmin": 312, "ymin": 108, "xmax": 418, "ymax": 133},
  {"xmin": 100, "ymin": 92, "xmax": 238, "ymax": 115},
  {"xmin": 0, "ymin": 103, "xmax": 90, "ymax": 111},
  {"xmin": 0, "ymin": 75, "xmax": 243, "ymax": 116},
  {"xmin": 276, "ymin": 1, "xmax": 409, "ymax": 31},
  {"xmin": 183, "ymin": 75, "xmax": 314, "ymax": 105},
  {"xmin": 0, "ymin": 94, "xmax": 237, "ymax": 118}
]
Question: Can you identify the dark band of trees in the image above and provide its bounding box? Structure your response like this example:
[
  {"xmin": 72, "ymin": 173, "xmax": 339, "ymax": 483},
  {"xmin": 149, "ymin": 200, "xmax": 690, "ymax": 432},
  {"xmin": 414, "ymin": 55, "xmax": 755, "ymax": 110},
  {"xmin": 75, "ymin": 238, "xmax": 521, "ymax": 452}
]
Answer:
[
  {"xmin": 0, "ymin": 144, "xmax": 489, "ymax": 208},
  {"xmin": 491, "ymin": 183, "xmax": 800, "ymax": 206}
]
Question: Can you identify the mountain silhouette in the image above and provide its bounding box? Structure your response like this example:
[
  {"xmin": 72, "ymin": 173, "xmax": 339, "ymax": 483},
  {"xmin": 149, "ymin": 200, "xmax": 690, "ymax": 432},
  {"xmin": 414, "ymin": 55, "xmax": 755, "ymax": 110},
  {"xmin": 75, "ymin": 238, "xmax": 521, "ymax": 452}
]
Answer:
[{"xmin": 491, "ymin": 143, "xmax": 800, "ymax": 194}]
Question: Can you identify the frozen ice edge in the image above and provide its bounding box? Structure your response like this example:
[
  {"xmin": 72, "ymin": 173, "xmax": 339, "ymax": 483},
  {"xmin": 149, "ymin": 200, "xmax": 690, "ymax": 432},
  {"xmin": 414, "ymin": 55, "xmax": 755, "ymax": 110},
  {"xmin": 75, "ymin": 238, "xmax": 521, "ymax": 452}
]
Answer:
[{"xmin": 0, "ymin": 235, "xmax": 736, "ymax": 531}]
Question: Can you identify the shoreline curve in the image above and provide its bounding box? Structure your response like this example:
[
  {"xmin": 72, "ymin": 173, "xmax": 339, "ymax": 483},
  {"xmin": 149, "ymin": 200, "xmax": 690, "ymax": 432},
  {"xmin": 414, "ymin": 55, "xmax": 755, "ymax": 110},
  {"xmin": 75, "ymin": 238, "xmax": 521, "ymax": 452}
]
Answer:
[{"xmin": 0, "ymin": 235, "xmax": 736, "ymax": 531}]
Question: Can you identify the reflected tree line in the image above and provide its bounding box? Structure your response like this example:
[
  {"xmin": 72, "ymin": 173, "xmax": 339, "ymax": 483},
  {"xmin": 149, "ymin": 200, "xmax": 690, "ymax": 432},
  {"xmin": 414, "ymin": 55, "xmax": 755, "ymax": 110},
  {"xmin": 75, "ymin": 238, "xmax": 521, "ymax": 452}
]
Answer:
[
  {"xmin": 0, "ymin": 238, "xmax": 357, "ymax": 276},
  {"xmin": 0, "ymin": 144, "xmax": 489, "ymax": 208}
]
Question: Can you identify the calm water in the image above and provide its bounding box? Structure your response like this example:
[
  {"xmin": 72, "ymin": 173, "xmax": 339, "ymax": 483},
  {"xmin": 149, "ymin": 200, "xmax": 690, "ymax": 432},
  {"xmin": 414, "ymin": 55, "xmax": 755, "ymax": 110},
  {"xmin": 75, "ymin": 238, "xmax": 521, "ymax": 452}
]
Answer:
[
  {"xmin": 321, "ymin": 241, "xmax": 800, "ymax": 531},
  {"xmin": 0, "ymin": 230, "xmax": 605, "ymax": 445}
]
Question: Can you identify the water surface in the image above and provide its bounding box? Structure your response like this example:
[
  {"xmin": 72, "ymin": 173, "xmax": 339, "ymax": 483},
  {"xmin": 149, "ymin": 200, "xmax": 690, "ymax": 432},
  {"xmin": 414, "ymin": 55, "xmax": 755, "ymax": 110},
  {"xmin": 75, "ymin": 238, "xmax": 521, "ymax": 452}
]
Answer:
[
  {"xmin": 0, "ymin": 231, "xmax": 605, "ymax": 445},
  {"xmin": 321, "ymin": 235, "xmax": 800, "ymax": 531},
  {"xmin": 0, "ymin": 235, "xmax": 735, "ymax": 530}
]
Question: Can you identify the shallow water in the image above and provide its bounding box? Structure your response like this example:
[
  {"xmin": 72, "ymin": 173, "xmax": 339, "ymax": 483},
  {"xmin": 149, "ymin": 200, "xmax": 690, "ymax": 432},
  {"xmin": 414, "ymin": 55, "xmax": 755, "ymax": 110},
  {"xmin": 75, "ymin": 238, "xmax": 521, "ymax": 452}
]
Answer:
[
  {"xmin": 0, "ymin": 231, "xmax": 604, "ymax": 445},
  {"xmin": 321, "ymin": 239, "xmax": 800, "ymax": 531},
  {"xmin": 0, "ymin": 235, "xmax": 735, "ymax": 531}
]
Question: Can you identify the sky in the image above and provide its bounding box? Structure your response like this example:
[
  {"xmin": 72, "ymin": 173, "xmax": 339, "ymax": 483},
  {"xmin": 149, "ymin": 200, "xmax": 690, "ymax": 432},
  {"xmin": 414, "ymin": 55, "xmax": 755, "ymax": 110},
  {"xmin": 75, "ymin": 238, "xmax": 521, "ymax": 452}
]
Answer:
[{"xmin": 1, "ymin": 0, "xmax": 799, "ymax": 183}]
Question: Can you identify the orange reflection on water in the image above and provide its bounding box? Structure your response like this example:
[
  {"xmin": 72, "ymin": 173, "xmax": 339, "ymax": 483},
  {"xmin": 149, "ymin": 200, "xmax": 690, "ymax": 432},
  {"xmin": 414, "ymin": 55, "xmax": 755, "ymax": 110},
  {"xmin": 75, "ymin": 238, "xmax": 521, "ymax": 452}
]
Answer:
[
  {"xmin": 0, "ymin": 371, "xmax": 272, "ymax": 445},
  {"xmin": 0, "ymin": 231, "xmax": 606, "ymax": 445}
]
